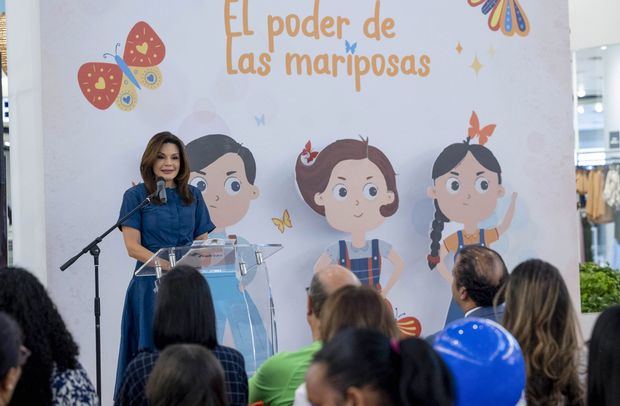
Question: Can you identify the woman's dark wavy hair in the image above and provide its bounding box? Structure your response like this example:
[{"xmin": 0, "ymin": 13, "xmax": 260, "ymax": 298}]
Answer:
[
  {"xmin": 153, "ymin": 265, "xmax": 218, "ymax": 350},
  {"xmin": 0, "ymin": 267, "xmax": 80, "ymax": 405},
  {"xmin": 140, "ymin": 131, "xmax": 193, "ymax": 205},
  {"xmin": 312, "ymin": 329, "xmax": 454, "ymax": 406},
  {"xmin": 427, "ymin": 139, "xmax": 501, "ymax": 269},
  {"xmin": 587, "ymin": 305, "xmax": 620, "ymax": 406}
]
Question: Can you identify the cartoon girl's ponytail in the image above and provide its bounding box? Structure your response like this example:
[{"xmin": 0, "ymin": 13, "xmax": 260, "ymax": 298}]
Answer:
[{"xmin": 428, "ymin": 200, "xmax": 450, "ymax": 270}]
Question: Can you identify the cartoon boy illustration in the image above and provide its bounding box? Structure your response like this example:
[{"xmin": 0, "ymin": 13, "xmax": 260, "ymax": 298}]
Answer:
[
  {"xmin": 186, "ymin": 134, "xmax": 268, "ymax": 373},
  {"xmin": 427, "ymin": 112, "xmax": 517, "ymax": 324},
  {"xmin": 295, "ymin": 138, "xmax": 404, "ymax": 297}
]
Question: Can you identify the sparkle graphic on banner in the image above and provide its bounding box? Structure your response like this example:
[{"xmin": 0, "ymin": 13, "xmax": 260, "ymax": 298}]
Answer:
[{"xmin": 470, "ymin": 55, "xmax": 483, "ymax": 76}]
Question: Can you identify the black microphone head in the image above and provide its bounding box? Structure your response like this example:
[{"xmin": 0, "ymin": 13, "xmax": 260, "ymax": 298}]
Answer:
[{"xmin": 156, "ymin": 177, "xmax": 167, "ymax": 203}]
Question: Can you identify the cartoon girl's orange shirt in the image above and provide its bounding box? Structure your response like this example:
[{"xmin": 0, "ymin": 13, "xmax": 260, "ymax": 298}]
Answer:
[{"xmin": 443, "ymin": 228, "xmax": 500, "ymax": 254}]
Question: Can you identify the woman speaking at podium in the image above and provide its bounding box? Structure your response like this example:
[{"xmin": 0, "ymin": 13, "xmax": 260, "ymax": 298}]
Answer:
[{"xmin": 114, "ymin": 132, "xmax": 215, "ymax": 397}]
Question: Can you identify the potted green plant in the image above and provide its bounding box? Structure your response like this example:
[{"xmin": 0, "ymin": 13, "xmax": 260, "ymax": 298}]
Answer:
[{"xmin": 580, "ymin": 262, "xmax": 620, "ymax": 313}]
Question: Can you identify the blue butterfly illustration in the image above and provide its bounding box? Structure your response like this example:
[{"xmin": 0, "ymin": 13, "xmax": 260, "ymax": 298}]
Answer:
[
  {"xmin": 345, "ymin": 40, "xmax": 357, "ymax": 55},
  {"xmin": 255, "ymin": 113, "xmax": 266, "ymax": 126}
]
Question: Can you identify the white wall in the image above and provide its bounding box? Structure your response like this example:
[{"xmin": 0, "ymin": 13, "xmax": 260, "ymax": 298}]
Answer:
[{"xmin": 569, "ymin": 0, "xmax": 620, "ymax": 50}]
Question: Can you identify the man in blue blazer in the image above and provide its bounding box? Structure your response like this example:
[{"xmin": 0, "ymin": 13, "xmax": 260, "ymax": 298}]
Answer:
[
  {"xmin": 427, "ymin": 246, "xmax": 508, "ymax": 343},
  {"xmin": 450, "ymin": 245, "xmax": 508, "ymax": 323}
]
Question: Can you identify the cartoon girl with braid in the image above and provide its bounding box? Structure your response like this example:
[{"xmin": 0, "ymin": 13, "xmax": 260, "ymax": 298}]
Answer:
[
  {"xmin": 295, "ymin": 138, "xmax": 404, "ymax": 297},
  {"xmin": 426, "ymin": 112, "xmax": 517, "ymax": 323}
]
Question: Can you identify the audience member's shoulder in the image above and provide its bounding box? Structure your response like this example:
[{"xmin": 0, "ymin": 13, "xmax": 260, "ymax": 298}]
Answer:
[
  {"xmin": 52, "ymin": 363, "xmax": 98, "ymax": 405},
  {"xmin": 125, "ymin": 351, "xmax": 159, "ymax": 374},
  {"xmin": 256, "ymin": 342, "xmax": 318, "ymax": 371},
  {"xmin": 214, "ymin": 345, "xmax": 245, "ymax": 366}
]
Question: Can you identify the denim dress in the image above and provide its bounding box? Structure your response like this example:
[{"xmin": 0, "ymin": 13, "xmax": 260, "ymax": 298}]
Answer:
[{"xmin": 113, "ymin": 184, "xmax": 215, "ymax": 398}]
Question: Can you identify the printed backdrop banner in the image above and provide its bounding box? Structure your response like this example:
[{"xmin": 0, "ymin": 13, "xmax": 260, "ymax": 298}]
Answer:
[{"xmin": 36, "ymin": 0, "xmax": 574, "ymax": 402}]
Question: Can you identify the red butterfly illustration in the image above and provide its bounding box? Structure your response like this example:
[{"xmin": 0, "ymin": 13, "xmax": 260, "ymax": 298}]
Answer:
[
  {"xmin": 301, "ymin": 140, "xmax": 319, "ymax": 164},
  {"xmin": 468, "ymin": 111, "xmax": 496, "ymax": 145},
  {"xmin": 77, "ymin": 21, "xmax": 166, "ymax": 111}
]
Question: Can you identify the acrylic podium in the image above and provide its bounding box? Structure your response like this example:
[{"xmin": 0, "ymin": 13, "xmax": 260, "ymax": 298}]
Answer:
[{"xmin": 135, "ymin": 238, "xmax": 282, "ymax": 375}]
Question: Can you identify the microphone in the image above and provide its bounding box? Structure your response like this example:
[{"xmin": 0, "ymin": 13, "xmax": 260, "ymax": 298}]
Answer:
[{"xmin": 156, "ymin": 177, "xmax": 167, "ymax": 204}]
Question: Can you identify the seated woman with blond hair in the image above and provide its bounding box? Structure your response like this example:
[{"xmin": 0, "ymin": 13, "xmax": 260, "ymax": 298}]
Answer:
[
  {"xmin": 318, "ymin": 285, "xmax": 399, "ymax": 342},
  {"xmin": 500, "ymin": 259, "xmax": 584, "ymax": 406}
]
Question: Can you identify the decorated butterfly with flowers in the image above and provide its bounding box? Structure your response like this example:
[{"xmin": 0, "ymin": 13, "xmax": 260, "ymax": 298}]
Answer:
[
  {"xmin": 77, "ymin": 21, "xmax": 165, "ymax": 111},
  {"xmin": 468, "ymin": 0, "xmax": 530, "ymax": 37}
]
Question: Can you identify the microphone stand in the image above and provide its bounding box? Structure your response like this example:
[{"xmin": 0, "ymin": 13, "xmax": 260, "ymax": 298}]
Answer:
[{"xmin": 59, "ymin": 189, "xmax": 157, "ymax": 399}]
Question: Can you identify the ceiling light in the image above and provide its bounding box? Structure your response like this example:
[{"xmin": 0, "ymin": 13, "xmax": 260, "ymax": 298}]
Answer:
[
  {"xmin": 577, "ymin": 105, "xmax": 585, "ymax": 114},
  {"xmin": 601, "ymin": 46, "xmax": 607, "ymax": 51},
  {"xmin": 594, "ymin": 103, "xmax": 604, "ymax": 113},
  {"xmin": 577, "ymin": 86, "xmax": 586, "ymax": 98}
]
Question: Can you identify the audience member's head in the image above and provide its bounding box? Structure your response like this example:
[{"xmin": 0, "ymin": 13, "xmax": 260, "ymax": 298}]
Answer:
[
  {"xmin": 146, "ymin": 344, "xmax": 227, "ymax": 406},
  {"xmin": 587, "ymin": 305, "xmax": 620, "ymax": 406},
  {"xmin": 306, "ymin": 329, "xmax": 454, "ymax": 406},
  {"xmin": 452, "ymin": 246, "xmax": 508, "ymax": 312},
  {"xmin": 320, "ymin": 285, "xmax": 399, "ymax": 342},
  {"xmin": 502, "ymin": 259, "xmax": 583, "ymax": 406},
  {"xmin": 0, "ymin": 312, "xmax": 25, "ymax": 406},
  {"xmin": 0, "ymin": 267, "xmax": 80, "ymax": 405},
  {"xmin": 154, "ymin": 265, "xmax": 218, "ymax": 350},
  {"xmin": 307, "ymin": 265, "xmax": 360, "ymax": 338}
]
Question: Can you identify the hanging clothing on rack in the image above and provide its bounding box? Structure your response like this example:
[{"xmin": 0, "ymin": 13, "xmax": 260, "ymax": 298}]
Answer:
[
  {"xmin": 576, "ymin": 168, "xmax": 589, "ymax": 195},
  {"xmin": 577, "ymin": 169, "xmax": 588, "ymax": 209},
  {"xmin": 585, "ymin": 169, "xmax": 614, "ymax": 224},
  {"xmin": 603, "ymin": 165, "xmax": 620, "ymax": 208}
]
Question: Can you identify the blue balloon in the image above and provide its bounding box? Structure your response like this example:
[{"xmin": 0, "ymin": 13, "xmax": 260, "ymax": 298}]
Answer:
[{"xmin": 433, "ymin": 318, "xmax": 526, "ymax": 406}]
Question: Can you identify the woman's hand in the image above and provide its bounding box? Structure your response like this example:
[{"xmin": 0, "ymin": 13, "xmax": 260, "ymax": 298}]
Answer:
[{"xmin": 122, "ymin": 226, "xmax": 157, "ymax": 268}]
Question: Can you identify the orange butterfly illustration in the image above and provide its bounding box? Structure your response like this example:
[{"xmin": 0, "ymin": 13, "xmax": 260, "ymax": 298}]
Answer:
[
  {"xmin": 77, "ymin": 21, "xmax": 165, "ymax": 111},
  {"xmin": 272, "ymin": 209, "xmax": 292, "ymax": 233},
  {"xmin": 468, "ymin": 111, "xmax": 496, "ymax": 145}
]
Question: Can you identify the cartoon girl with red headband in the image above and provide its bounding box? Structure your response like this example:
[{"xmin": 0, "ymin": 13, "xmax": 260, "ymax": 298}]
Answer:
[
  {"xmin": 427, "ymin": 112, "xmax": 517, "ymax": 323},
  {"xmin": 295, "ymin": 138, "xmax": 404, "ymax": 297}
]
